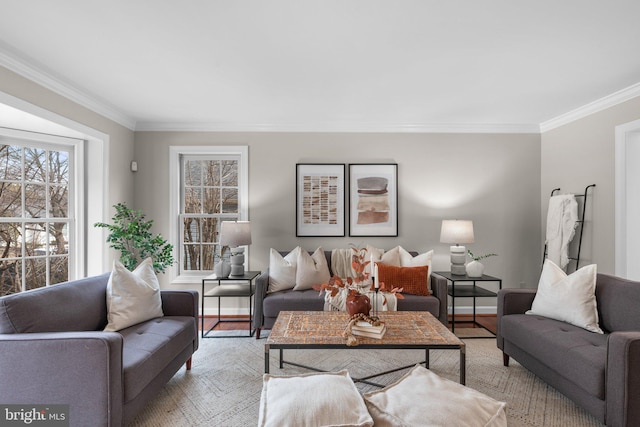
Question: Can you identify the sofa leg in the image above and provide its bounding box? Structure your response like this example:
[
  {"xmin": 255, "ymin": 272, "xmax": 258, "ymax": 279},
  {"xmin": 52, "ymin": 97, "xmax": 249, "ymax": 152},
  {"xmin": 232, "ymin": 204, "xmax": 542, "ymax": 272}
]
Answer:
[
  {"xmin": 256, "ymin": 328, "xmax": 261, "ymax": 339},
  {"xmin": 502, "ymin": 353, "xmax": 509, "ymax": 367},
  {"xmin": 186, "ymin": 357, "xmax": 192, "ymax": 371}
]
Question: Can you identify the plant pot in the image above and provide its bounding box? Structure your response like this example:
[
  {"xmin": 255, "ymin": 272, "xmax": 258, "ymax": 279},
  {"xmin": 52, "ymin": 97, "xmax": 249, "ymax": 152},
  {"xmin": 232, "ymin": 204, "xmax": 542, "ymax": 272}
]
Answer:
[
  {"xmin": 346, "ymin": 293, "xmax": 372, "ymax": 317},
  {"xmin": 214, "ymin": 260, "xmax": 231, "ymax": 278},
  {"xmin": 465, "ymin": 260, "xmax": 485, "ymax": 278}
]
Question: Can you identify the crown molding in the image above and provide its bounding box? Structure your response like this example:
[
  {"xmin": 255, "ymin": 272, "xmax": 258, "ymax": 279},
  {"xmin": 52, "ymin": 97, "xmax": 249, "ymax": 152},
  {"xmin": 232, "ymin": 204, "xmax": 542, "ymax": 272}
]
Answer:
[
  {"xmin": 135, "ymin": 121, "xmax": 541, "ymax": 134},
  {"xmin": 3, "ymin": 41, "xmax": 638, "ymax": 135},
  {"xmin": 540, "ymin": 82, "xmax": 640, "ymax": 133},
  {"xmin": 0, "ymin": 43, "xmax": 136, "ymax": 131}
]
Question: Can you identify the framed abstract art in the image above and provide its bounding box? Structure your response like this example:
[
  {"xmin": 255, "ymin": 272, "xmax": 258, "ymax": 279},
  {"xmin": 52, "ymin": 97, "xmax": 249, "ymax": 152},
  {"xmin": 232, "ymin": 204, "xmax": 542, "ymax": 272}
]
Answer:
[
  {"xmin": 349, "ymin": 163, "xmax": 398, "ymax": 237},
  {"xmin": 296, "ymin": 163, "xmax": 346, "ymax": 236}
]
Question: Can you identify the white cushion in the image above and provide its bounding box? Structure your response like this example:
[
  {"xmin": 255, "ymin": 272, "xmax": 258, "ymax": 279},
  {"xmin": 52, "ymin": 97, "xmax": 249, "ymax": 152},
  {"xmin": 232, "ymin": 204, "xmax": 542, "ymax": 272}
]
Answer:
[
  {"xmin": 258, "ymin": 370, "xmax": 373, "ymax": 427},
  {"xmin": 104, "ymin": 257, "xmax": 164, "ymax": 332},
  {"xmin": 369, "ymin": 245, "xmax": 401, "ymax": 267},
  {"xmin": 294, "ymin": 247, "xmax": 331, "ymax": 291},
  {"xmin": 268, "ymin": 247, "xmax": 301, "ymax": 293},
  {"xmin": 526, "ymin": 259, "xmax": 603, "ymax": 333},
  {"xmin": 399, "ymin": 247, "xmax": 434, "ymax": 289},
  {"xmin": 363, "ymin": 365, "xmax": 507, "ymax": 427}
]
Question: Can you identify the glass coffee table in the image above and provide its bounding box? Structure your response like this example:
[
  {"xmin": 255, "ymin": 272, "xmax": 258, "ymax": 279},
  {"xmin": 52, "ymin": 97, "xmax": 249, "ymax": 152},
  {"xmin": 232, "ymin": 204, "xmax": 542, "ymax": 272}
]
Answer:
[{"xmin": 265, "ymin": 310, "xmax": 465, "ymax": 386}]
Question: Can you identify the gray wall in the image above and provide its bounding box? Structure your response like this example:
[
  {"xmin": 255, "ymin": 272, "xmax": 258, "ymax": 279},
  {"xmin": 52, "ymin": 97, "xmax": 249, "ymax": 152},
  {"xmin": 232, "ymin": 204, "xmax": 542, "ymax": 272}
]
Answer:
[
  {"xmin": 135, "ymin": 131, "xmax": 541, "ymax": 313},
  {"xmin": 541, "ymin": 96, "xmax": 640, "ymax": 274},
  {"xmin": 0, "ymin": 65, "xmax": 136, "ymax": 272}
]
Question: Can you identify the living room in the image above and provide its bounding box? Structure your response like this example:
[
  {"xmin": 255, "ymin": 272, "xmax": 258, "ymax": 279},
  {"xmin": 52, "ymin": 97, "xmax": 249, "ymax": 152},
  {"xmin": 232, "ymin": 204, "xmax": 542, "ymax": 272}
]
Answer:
[{"xmin": 1, "ymin": 2, "xmax": 640, "ymax": 426}]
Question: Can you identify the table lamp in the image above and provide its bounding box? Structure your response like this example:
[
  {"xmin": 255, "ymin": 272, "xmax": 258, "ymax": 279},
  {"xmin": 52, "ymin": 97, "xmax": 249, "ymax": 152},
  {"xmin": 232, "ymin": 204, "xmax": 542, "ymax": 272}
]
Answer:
[
  {"xmin": 220, "ymin": 221, "xmax": 251, "ymax": 277},
  {"xmin": 440, "ymin": 220, "xmax": 474, "ymax": 275}
]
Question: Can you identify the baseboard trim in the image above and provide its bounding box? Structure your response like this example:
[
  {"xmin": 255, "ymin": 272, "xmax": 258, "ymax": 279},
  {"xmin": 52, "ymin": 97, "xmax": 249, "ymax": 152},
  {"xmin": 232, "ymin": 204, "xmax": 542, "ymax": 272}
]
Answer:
[{"xmin": 449, "ymin": 306, "xmax": 497, "ymax": 315}]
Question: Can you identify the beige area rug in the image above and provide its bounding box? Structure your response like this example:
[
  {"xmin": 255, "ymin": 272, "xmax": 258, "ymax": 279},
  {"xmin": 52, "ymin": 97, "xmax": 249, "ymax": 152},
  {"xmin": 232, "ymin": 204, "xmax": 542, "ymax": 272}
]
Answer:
[{"xmin": 129, "ymin": 335, "xmax": 603, "ymax": 427}]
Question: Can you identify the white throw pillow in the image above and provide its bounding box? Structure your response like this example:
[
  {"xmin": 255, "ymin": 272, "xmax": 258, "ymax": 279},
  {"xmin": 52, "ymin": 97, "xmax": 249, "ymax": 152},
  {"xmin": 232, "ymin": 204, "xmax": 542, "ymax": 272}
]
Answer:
[
  {"xmin": 365, "ymin": 246, "xmax": 401, "ymax": 267},
  {"xmin": 268, "ymin": 247, "xmax": 301, "ymax": 293},
  {"xmin": 363, "ymin": 365, "xmax": 507, "ymax": 427},
  {"xmin": 104, "ymin": 257, "xmax": 164, "ymax": 332},
  {"xmin": 258, "ymin": 370, "xmax": 373, "ymax": 427},
  {"xmin": 294, "ymin": 247, "xmax": 331, "ymax": 291},
  {"xmin": 399, "ymin": 247, "xmax": 434, "ymax": 290},
  {"xmin": 526, "ymin": 259, "xmax": 603, "ymax": 333}
]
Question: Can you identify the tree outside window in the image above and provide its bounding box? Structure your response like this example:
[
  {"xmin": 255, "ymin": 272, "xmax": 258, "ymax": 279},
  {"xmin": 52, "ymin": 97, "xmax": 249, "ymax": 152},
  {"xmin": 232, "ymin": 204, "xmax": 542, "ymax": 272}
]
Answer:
[
  {"xmin": 0, "ymin": 144, "xmax": 71, "ymax": 296},
  {"xmin": 181, "ymin": 157, "xmax": 239, "ymax": 272}
]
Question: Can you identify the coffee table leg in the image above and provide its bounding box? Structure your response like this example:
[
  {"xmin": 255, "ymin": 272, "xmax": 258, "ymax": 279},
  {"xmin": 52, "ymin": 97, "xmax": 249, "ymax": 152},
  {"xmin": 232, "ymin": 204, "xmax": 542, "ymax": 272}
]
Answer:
[
  {"xmin": 460, "ymin": 345, "xmax": 466, "ymax": 385},
  {"xmin": 279, "ymin": 349, "xmax": 284, "ymax": 369},
  {"xmin": 265, "ymin": 344, "xmax": 270, "ymax": 374},
  {"xmin": 425, "ymin": 349, "xmax": 429, "ymax": 369}
]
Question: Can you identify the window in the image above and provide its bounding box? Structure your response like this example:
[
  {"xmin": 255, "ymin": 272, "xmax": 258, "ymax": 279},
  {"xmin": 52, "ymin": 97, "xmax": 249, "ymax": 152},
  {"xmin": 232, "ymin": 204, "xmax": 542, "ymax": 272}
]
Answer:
[
  {"xmin": 0, "ymin": 137, "xmax": 77, "ymax": 296},
  {"xmin": 170, "ymin": 146, "xmax": 248, "ymax": 281}
]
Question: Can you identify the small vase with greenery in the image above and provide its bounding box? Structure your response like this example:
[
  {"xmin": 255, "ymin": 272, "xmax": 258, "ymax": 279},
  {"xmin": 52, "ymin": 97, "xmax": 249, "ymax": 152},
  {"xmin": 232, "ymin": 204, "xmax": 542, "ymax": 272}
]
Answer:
[
  {"xmin": 94, "ymin": 202, "xmax": 174, "ymax": 274},
  {"xmin": 466, "ymin": 250, "xmax": 497, "ymax": 277}
]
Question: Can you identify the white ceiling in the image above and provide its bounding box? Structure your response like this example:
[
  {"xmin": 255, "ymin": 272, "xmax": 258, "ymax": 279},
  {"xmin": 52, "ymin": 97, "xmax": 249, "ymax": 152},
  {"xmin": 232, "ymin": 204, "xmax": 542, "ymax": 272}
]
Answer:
[{"xmin": 1, "ymin": 0, "xmax": 640, "ymax": 133}]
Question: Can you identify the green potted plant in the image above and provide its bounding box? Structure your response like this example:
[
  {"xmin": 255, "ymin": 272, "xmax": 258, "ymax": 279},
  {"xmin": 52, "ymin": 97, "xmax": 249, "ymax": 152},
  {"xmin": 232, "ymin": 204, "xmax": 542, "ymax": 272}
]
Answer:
[
  {"xmin": 94, "ymin": 202, "xmax": 174, "ymax": 274},
  {"xmin": 466, "ymin": 250, "xmax": 497, "ymax": 278}
]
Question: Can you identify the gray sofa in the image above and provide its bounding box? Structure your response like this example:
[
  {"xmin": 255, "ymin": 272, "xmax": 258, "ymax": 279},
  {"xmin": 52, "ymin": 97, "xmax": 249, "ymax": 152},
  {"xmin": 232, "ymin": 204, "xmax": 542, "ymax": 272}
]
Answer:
[
  {"xmin": 253, "ymin": 250, "xmax": 449, "ymax": 339},
  {"xmin": 497, "ymin": 273, "xmax": 640, "ymax": 426},
  {"xmin": 0, "ymin": 273, "xmax": 199, "ymax": 427}
]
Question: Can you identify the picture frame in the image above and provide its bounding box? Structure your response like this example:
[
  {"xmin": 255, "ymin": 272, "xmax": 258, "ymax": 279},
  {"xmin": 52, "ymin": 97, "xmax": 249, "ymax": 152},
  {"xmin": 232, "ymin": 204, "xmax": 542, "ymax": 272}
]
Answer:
[
  {"xmin": 349, "ymin": 163, "xmax": 398, "ymax": 236},
  {"xmin": 296, "ymin": 163, "xmax": 346, "ymax": 237}
]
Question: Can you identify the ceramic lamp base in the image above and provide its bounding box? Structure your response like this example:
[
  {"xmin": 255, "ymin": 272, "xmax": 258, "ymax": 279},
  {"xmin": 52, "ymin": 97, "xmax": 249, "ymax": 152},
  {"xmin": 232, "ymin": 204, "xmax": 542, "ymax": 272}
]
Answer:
[
  {"xmin": 450, "ymin": 245, "xmax": 467, "ymax": 275},
  {"xmin": 230, "ymin": 247, "xmax": 245, "ymax": 276}
]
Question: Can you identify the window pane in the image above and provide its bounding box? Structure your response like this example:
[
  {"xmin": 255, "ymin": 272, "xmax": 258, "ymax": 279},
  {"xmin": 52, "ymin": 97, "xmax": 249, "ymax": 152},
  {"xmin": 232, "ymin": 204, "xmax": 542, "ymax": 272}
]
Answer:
[
  {"xmin": 183, "ymin": 217, "xmax": 201, "ymax": 244},
  {"xmin": 49, "ymin": 185, "xmax": 68, "ymax": 217},
  {"xmin": 204, "ymin": 160, "xmax": 220, "ymax": 186},
  {"xmin": 179, "ymin": 152, "xmax": 243, "ymax": 274},
  {"xmin": 201, "ymin": 217, "xmax": 218, "ymax": 244},
  {"xmin": 0, "ymin": 145, "xmax": 22, "ymax": 181},
  {"xmin": 25, "ymin": 184, "xmax": 46, "ymax": 218},
  {"xmin": 25, "ymin": 257, "xmax": 46, "ymax": 290},
  {"xmin": 50, "ymin": 256, "xmax": 68, "ymax": 284},
  {"xmin": 184, "ymin": 187, "xmax": 202, "ymax": 213},
  {"xmin": 202, "ymin": 244, "xmax": 215, "ymax": 270},
  {"xmin": 0, "ymin": 182, "xmax": 22, "ymax": 218},
  {"xmin": 204, "ymin": 187, "xmax": 220, "ymax": 213},
  {"xmin": 221, "ymin": 160, "xmax": 238, "ymax": 186},
  {"xmin": 1, "ymin": 138, "xmax": 75, "ymax": 293},
  {"xmin": 0, "ymin": 222, "xmax": 20, "ymax": 257},
  {"xmin": 185, "ymin": 160, "xmax": 202, "ymax": 186},
  {"xmin": 48, "ymin": 150, "xmax": 69, "ymax": 184},
  {"xmin": 0, "ymin": 259, "xmax": 21, "ymax": 296},
  {"xmin": 50, "ymin": 222, "xmax": 68, "ymax": 254},
  {"xmin": 183, "ymin": 244, "xmax": 200, "ymax": 270},
  {"xmin": 25, "ymin": 222, "xmax": 46, "ymax": 256},
  {"xmin": 24, "ymin": 148, "xmax": 46, "ymax": 182},
  {"xmin": 222, "ymin": 188, "xmax": 238, "ymax": 213}
]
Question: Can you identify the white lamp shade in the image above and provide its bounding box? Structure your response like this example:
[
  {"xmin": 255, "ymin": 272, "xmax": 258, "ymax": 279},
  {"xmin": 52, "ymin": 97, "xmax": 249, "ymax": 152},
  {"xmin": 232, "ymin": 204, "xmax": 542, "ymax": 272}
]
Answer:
[
  {"xmin": 440, "ymin": 220, "xmax": 475, "ymax": 244},
  {"xmin": 220, "ymin": 221, "xmax": 252, "ymax": 247}
]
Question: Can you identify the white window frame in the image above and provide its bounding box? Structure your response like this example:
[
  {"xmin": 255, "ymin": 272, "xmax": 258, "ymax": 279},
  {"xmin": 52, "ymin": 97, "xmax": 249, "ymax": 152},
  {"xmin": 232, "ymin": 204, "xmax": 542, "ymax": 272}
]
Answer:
[
  {"xmin": 169, "ymin": 145, "xmax": 249, "ymax": 284},
  {"xmin": 0, "ymin": 127, "xmax": 85, "ymax": 289}
]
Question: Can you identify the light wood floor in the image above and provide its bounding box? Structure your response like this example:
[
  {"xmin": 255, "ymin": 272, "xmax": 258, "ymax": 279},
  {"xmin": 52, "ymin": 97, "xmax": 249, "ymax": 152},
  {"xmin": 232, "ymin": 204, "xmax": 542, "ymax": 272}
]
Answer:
[{"xmin": 200, "ymin": 314, "xmax": 497, "ymax": 334}]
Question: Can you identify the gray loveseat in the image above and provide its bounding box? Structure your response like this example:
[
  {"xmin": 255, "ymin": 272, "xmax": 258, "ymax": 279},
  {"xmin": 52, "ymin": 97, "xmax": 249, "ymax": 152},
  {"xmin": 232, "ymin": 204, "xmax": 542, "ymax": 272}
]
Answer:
[
  {"xmin": 497, "ymin": 273, "xmax": 640, "ymax": 426},
  {"xmin": 0, "ymin": 273, "xmax": 199, "ymax": 427},
  {"xmin": 253, "ymin": 250, "xmax": 449, "ymax": 339}
]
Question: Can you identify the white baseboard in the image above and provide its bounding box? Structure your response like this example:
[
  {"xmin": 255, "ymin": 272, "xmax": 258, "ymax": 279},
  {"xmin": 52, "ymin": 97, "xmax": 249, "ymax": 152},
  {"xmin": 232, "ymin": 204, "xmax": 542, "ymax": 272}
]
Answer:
[
  {"xmin": 202, "ymin": 307, "xmax": 251, "ymax": 317},
  {"xmin": 449, "ymin": 306, "xmax": 497, "ymax": 315}
]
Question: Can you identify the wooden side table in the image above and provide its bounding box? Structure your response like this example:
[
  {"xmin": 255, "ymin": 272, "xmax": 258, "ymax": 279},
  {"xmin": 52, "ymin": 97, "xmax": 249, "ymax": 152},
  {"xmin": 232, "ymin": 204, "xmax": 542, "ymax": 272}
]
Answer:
[
  {"xmin": 201, "ymin": 271, "xmax": 260, "ymax": 338},
  {"xmin": 432, "ymin": 271, "xmax": 502, "ymax": 337}
]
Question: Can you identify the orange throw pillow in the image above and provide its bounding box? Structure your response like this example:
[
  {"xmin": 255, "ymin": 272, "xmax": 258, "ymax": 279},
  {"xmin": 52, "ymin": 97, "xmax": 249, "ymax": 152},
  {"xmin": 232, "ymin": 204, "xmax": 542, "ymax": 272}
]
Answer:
[{"xmin": 376, "ymin": 264, "xmax": 430, "ymax": 296}]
